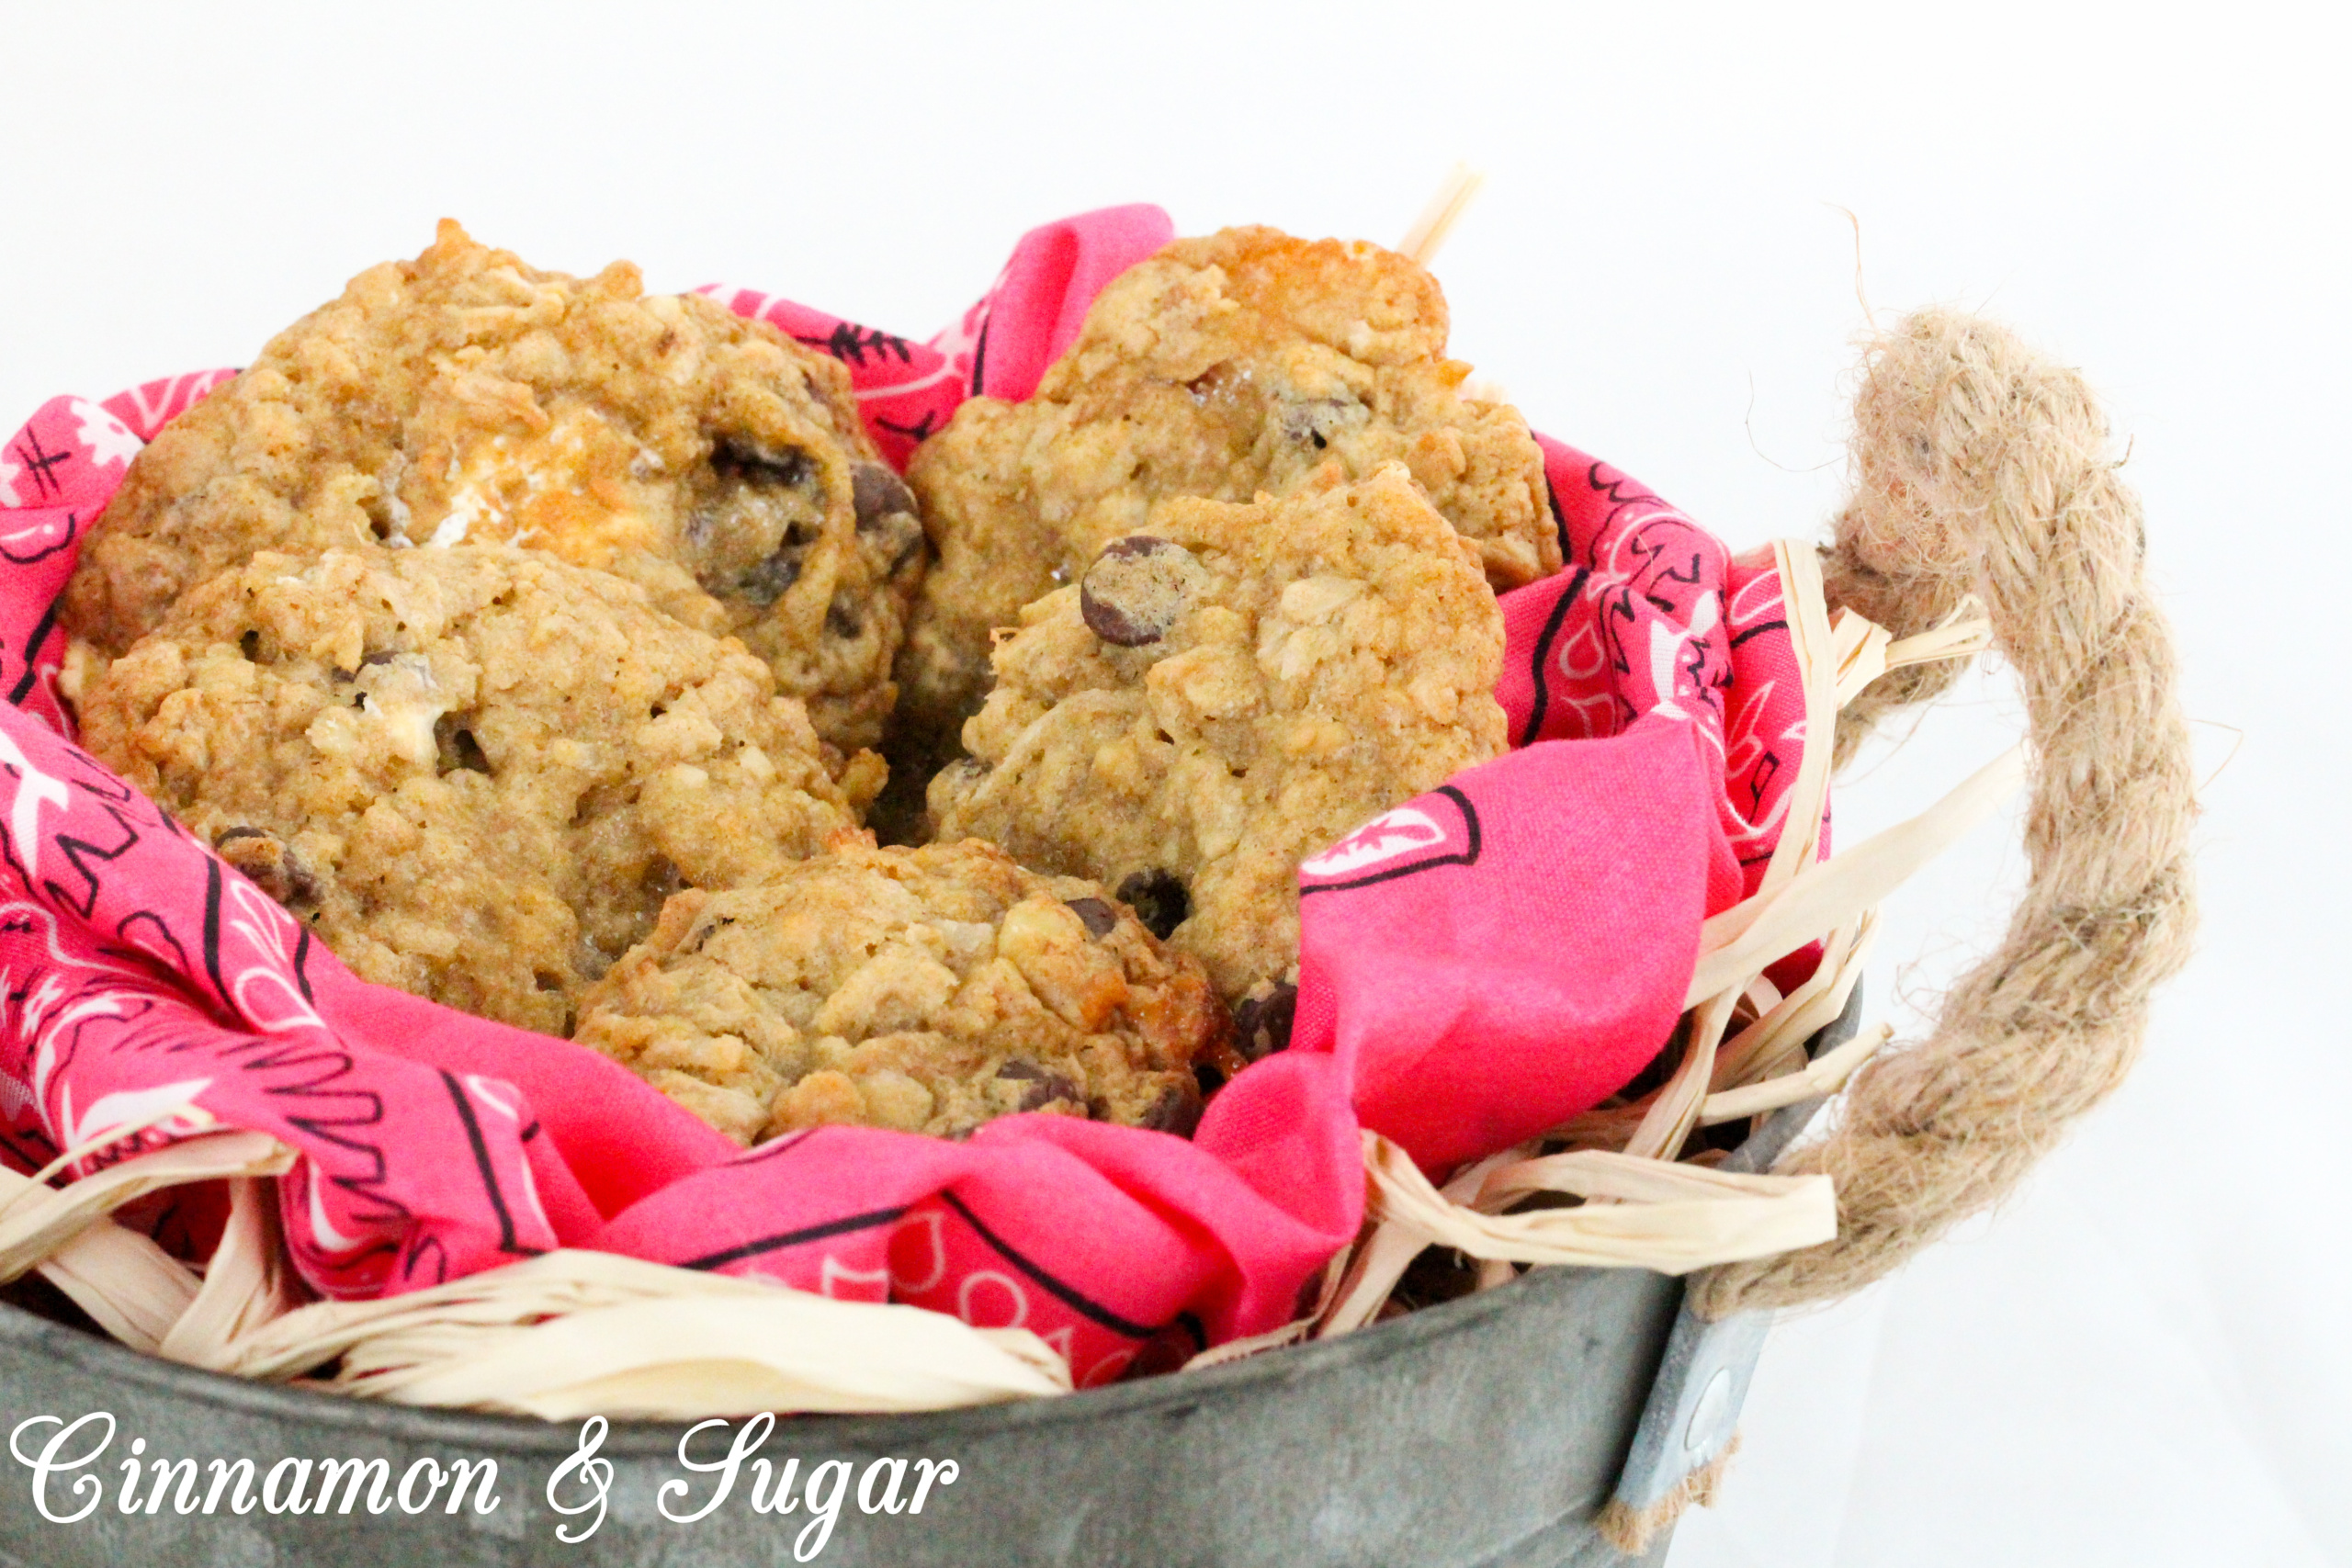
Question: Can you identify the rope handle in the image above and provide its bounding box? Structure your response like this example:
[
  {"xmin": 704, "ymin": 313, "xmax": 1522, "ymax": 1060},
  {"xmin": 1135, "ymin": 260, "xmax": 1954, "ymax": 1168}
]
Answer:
[{"xmin": 1691, "ymin": 309, "xmax": 2199, "ymax": 1316}]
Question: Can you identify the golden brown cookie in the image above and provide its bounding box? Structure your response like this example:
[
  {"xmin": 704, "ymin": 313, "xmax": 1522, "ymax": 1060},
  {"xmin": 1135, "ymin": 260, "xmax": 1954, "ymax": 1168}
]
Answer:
[
  {"xmin": 66, "ymin": 221, "xmax": 924, "ymax": 752},
  {"xmin": 893, "ymin": 224, "xmax": 1552, "ymax": 773},
  {"xmin": 574, "ymin": 833, "xmax": 1230, "ymax": 1145},
  {"xmin": 75, "ymin": 546, "xmax": 866, "ymax": 1035},
  {"xmin": 928, "ymin": 466, "xmax": 1508, "ymax": 999}
]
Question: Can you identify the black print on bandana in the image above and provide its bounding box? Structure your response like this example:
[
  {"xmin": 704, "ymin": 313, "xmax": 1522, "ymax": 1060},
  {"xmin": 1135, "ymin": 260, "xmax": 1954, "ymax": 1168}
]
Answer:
[
  {"xmin": 438, "ymin": 1069, "xmax": 540, "ymax": 1259},
  {"xmin": 6, "ymin": 426, "xmax": 74, "ymax": 504},
  {"xmin": 113, "ymin": 908, "xmax": 192, "ymax": 976},
  {"xmin": 676, "ymin": 1203, "xmax": 913, "ymax": 1272},
  {"xmin": 938, "ymin": 1190, "xmax": 1163, "ymax": 1344},
  {"xmin": 1, "ymin": 508, "xmax": 78, "ymax": 569},
  {"xmin": 1519, "ymin": 565, "xmax": 1590, "ymax": 748},
  {"xmin": 874, "ymin": 410, "xmax": 940, "ymax": 444},
  {"xmin": 795, "ymin": 321, "xmax": 914, "ymax": 369},
  {"xmin": 41, "ymin": 796, "xmax": 143, "ymax": 920},
  {"xmin": 968, "ymin": 308, "xmax": 993, "ymax": 396},
  {"xmin": 1297, "ymin": 784, "xmax": 1483, "ymax": 896}
]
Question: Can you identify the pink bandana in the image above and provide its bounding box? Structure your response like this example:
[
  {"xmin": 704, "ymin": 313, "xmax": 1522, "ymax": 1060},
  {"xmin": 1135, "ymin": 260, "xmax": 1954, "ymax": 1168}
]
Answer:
[{"xmin": 0, "ymin": 207, "xmax": 1811, "ymax": 1383}]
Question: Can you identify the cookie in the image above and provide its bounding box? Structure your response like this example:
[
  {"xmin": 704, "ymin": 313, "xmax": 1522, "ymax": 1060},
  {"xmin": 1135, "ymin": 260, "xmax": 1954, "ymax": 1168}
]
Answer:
[
  {"xmin": 927, "ymin": 466, "xmax": 1507, "ymax": 999},
  {"xmin": 574, "ymin": 833, "xmax": 1233, "ymax": 1145},
  {"xmin": 65, "ymin": 221, "xmax": 924, "ymax": 752},
  {"xmin": 75, "ymin": 546, "xmax": 866, "ymax": 1035},
  {"xmin": 893, "ymin": 224, "xmax": 1553, "ymax": 770}
]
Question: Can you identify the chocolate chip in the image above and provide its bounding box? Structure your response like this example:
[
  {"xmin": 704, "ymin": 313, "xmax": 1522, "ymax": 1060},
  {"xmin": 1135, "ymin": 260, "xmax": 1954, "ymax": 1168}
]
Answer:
[
  {"xmin": 738, "ymin": 550, "xmax": 802, "ymax": 604},
  {"xmin": 1114, "ymin": 870, "xmax": 1189, "ymax": 941},
  {"xmin": 1080, "ymin": 536, "xmax": 1193, "ymax": 648},
  {"xmin": 714, "ymin": 439, "xmax": 813, "ymax": 491},
  {"xmin": 1064, "ymin": 897, "xmax": 1118, "ymax": 938},
  {"xmin": 1138, "ymin": 1079, "xmax": 1203, "ymax": 1137},
  {"xmin": 997, "ymin": 1060, "xmax": 1084, "ymax": 1112},
  {"xmin": 360, "ymin": 649, "xmax": 399, "ymax": 669},
  {"xmin": 851, "ymin": 461, "xmax": 916, "ymax": 532},
  {"xmin": 1232, "ymin": 980, "xmax": 1298, "ymax": 1062},
  {"xmin": 1023, "ymin": 1080, "xmax": 1083, "ymax": 1113},
  {"xmin": 214, "ymin": 826, "xmax": 317, "ymax": 909},
  {"xmin": 737, "ymin": 521, "xmax": 819, "ymax": 606},
  {"xmin": 825, "ymin": 592, "xmax": 863, "ymax": 639}
]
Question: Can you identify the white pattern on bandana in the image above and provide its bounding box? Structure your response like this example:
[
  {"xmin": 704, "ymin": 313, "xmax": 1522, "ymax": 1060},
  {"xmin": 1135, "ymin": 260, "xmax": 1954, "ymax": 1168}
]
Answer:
[{"xmin": 69, "ymin": 400, "xmax": 143, "ymax": 471}]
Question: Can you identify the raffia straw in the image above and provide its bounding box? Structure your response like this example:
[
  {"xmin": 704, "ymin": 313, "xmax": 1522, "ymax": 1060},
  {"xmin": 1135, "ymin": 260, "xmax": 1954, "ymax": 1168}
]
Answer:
[
  {"xmin": 179, "ymin": 1248, "xmax": 1069, "ymax": 1420},
  {"xmin": 1686, "ymin": 744, "xmax": 2026, "ymax": 1006},
  {"xmin": 0, "ymin": 1124, "xmax": 293, "ymax": 1351},
  {"xmin": 1352, "ymin": 1138, "xmax": 1836, "ymax": 1274},
  {"xmin": 3, "ymin": 1137, "xmax": 1067, "ymax": 1419},
  {"xmin": 1398, "ymin": 162, "xmax": 1487, "ymax": 266},
  {"xmin": 1619, "ymin": 988, "xmax": 1738, "ymax": 1164},
  {"xmin": 1696, "ymin": 543, "xmax": 1840, "ymax": 967},
  {"xmin": 1835, "ymin": 597, "xmax": 1992, "ymax": 709},
  {"xmin": 0, "ymin": 1126, "xmax": 292, "ymax": 1282},
  {"xmin": 156, "ymin": 1176, "xmax": 304, "ymax": 1363},
  {"xmin": 1692, "ymin": 308, "xmax": 2199, "ymax": 1318},
  {"xmin": 32, "ymin": 1222, "xmax": 201, "ymax": 1353},
  {"xmin": 1700, "ymin": 1022, "xmax": 1891, "ymax": 1126},
  {"xmin": 1321, "ymin": 1139, "xmax": 1542, "ymax": 1337},
  {"xmin": 1708, "ymin": 913, "xmax": 1874, "ymax": 1095},
  {"xmin": 279, "ymin": 1253, "xmax": 1070, "ymax": 1419}
]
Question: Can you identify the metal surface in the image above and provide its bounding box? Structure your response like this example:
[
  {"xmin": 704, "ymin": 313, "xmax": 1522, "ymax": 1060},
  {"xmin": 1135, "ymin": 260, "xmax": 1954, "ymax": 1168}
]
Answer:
[
  {"xmin": 2, "ymin": 1262, "xmax": 1679, "ymax": 1566},
  {"xmin": 0, "ymin": 996, "xmax": 1860, "ymax": 1567}
]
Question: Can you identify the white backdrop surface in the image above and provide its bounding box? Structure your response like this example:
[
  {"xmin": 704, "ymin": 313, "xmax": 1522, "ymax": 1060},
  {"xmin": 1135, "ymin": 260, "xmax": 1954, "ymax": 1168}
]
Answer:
[{"xmin": 1, "ymin": 5, "xmax": 2340, "ymax": 1563}]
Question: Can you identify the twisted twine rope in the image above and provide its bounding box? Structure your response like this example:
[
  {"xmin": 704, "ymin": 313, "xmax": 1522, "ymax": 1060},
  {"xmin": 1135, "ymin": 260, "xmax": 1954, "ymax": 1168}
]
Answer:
[{"xmin": 1690, "ymin": 307, "xmax": 2199, "ymax": 1317}]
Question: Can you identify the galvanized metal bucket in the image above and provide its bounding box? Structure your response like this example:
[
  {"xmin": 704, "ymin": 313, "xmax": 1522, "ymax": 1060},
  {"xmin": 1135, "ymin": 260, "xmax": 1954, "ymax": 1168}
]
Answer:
[{"xmin": 0, "ymin": 995, "xmax": 1859, "ymax": 1568}]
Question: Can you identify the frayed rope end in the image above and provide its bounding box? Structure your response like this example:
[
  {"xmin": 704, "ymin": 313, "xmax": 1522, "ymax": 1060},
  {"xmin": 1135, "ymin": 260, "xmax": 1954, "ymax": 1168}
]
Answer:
[{"xmin": 1597, "ymin": 1432, "xmax": 1740, "ymax": 1557}]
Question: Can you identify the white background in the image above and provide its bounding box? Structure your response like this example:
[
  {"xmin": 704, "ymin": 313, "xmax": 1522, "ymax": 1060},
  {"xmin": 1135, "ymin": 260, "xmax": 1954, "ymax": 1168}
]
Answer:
[{"xmin": 1, "ymin": 5, "xmax": 2342, "ymax": 1562}]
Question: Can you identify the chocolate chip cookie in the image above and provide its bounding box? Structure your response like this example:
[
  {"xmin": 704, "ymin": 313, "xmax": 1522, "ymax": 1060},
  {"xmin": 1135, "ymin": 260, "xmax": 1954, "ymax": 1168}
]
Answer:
[
  {"xmin": 75, "ymin": 546, "xmax": 866, "ymax": 1035},
  {"xmin": 66, "ymin": 221, "xmax": 925, "ymax": 752},
  {"xmin": 927, "ymin": 466, "xmax": 1507, "ymax": 999},
  {"xmin": 893, "ymin": 224, "xmax": 1552, "ymax": 771},
  {"xmin": 574, "ymin": 833, "xmax": 1231, "ymax": 1145}
]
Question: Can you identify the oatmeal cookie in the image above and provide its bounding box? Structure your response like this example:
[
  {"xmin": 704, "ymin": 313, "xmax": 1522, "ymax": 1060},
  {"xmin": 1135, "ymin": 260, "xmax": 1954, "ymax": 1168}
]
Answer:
[
  {"xmin": 574, "ymin": 833, "xmax": 1232, "ymax": 1145},
  {"xmin": 894, "ymin": 224, "xmax": 1552, "ymax": 765},
  {"xmin": 927, "ymin": 466, "xmax": 1507, "ymax": 999},
  {"xmin": 66, "ymin": 221, "xmax": 924, "ymax": 751},
  {"xmin": 76, "ymin": 546, "xmax": 865, "ymax": 1035}
]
